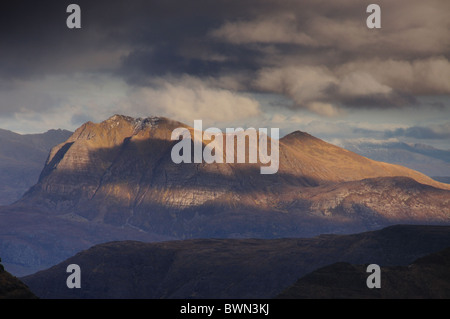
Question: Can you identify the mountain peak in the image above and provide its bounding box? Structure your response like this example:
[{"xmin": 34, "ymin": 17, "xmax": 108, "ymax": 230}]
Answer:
[
  {"xmin": 280, "ymin": 130, "xmax": 321, "ymax": 145},
  {"xmin": 105, "ymin": 114, "xmax": 135, "ymax": 123},
  {"xmin": 283, "ymin": 130, "xmax": 313, "ymax": 139},
  {"xmin": 105, "ymin": 114, "xmax": 164, "ymax": 133}
]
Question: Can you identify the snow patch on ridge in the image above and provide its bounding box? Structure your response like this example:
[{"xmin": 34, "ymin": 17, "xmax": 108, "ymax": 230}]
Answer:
[
  {"xmin": 132, "ymin": 116, "xmax": 161, "ymax": 133},
  {"xmin": 106, "ymin": 114, "xmax": 161, "ymax": 133}
]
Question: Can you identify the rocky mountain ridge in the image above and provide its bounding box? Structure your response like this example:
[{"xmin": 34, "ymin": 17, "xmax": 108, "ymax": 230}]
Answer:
[{"xmin": 15, "ymin": 114, "xmax": 450, "ymax": 238}]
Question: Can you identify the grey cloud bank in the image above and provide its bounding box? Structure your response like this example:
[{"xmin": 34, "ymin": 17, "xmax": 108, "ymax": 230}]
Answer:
[{"xmin": 0, "ymin": 0, "xmax": 448, "ymax": 149}]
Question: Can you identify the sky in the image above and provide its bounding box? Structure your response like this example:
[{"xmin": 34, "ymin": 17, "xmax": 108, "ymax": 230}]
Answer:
[{"xmin": 0, "ymin": 0, "xmax": 449, "ymax": 149}]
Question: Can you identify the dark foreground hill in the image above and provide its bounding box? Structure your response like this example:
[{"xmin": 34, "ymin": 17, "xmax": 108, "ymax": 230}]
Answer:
[
  {"xmin": 0, "ymin": 260, "xmax": 36, "ymax": 299},
  {"xmin": 277, "ymin": 247, "xmax": 450, "ymax": 299},
  {"xmin": 22, "ymin": 225, "xmax": 450, "ymax": 299}
]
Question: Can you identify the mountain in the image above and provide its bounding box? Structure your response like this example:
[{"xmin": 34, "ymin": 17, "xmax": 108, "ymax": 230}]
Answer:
[
  {"xmin": 277, "ymin": 246, "xmax": 450, "ymax": 299},
  {"xmin": 21, "ymin": 225, "xmax": 450, "ymax": 299},
  {"xmin": 3, "ymin": 114, "xmax": 450, "ymax": 276},
  {"xmin": 0, "ymin": 128, "xmax": 72, "ymax": 205},
  {"xmin": 0, "ymin": 259, "xmax": 36, "ymax": 299},
  {"xmin": 15, "ymin": 114, "xmax": 450, "ymax": 237},
  {"xmin": 337, "ymin": 139, "xmax": 450, "ymax": 178}
]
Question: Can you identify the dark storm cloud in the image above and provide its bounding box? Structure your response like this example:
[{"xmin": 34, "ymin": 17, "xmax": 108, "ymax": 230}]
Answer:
[
  {"xmin": 0, "ymin": 0, "xmax": 449, "ymax": 116},
  {"xmin": 353, "ymin": 128, "xmax": 381, "ymax": 136},
  {"xmin": 0, "ymin": 0, "xmax": 263, "ymax": 78},
  {"xmin": 118, "ymin": 44, "xmax": 263, "ymax": 85},
  {"xmin": 385, "ymin": 126, "xmax": 450, "ymax": 140},
  {"xmin": 0, "ymin": 1, "xmax": 124, "ymax": 78},
  {"xmin": 341, "ymin": 92, "xmax": 419, "ymax": 109}
]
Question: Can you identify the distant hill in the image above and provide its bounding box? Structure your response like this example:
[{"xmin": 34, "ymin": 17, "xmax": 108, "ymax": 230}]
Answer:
[
  {"xmin": 21, "ymin": 225, "xmax": 450, "ymax": 299},
  {"xmin": 277, "ymin": 246, "xmax": 450, "ymax": 299},
  {"xmin": 0, "ymin": 128, "xmax": 72, "ymax": 205},
  {"xmin": 337, "ymin": 140, "xmax": 450, "ymax": 178}
]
